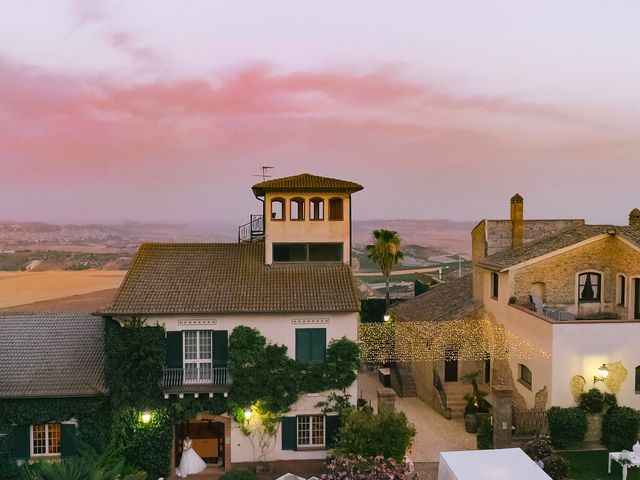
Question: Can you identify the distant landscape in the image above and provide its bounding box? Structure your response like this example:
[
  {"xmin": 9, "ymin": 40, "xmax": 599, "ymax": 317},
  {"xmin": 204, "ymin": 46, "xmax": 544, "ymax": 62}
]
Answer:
[{"xmin": 0, "ymin": 218, "xmax": 473, "ymax": 272}]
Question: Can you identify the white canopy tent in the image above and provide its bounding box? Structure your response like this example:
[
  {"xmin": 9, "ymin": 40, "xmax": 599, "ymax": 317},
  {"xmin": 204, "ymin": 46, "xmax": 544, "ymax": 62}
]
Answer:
[{"xmin": 438, "ymin": 448, "xmax": 552, "ymax": 480}]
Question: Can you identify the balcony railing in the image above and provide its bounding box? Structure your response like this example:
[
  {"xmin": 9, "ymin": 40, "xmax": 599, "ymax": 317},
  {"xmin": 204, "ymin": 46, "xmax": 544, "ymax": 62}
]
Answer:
[
  {"xmin": 238, "ymin": 214, "xmax": 264, "ymax": 243},
  {"xmin": 161, "ymin": 366, "xmax": 231, "ymax": 388}
]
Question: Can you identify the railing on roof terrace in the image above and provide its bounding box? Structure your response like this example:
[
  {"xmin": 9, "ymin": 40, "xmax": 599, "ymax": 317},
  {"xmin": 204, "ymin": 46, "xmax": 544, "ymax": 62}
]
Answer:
[
  {"xmin": 238, "ymin": 214, "xmax": 264, "ymax": 243},
  {"xmin": 161, "ymin": 366, "xmax": 231, "ymax": 387}
]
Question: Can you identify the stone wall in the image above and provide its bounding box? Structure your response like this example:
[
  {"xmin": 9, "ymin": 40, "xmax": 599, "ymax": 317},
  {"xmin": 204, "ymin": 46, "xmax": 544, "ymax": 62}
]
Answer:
[{"xmin": 513, "ymin": 236, "xmax": 640, "ymax": 318}]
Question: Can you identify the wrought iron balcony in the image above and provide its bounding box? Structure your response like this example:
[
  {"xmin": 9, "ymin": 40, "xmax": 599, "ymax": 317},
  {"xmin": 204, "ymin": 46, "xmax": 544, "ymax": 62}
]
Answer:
[
  {"xmin": 238, "ymin": 214, "xmax": 264, "ymax": 243},
  {"xmin": 161, "ymin": 366, "xmax": 231, "ymax": 394}
]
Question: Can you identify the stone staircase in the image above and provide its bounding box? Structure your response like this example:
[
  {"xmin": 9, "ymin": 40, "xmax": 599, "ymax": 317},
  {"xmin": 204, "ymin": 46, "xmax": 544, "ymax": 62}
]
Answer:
[
  {"xmin": 391, "ymin": 366, "xmax": 417, "ymax": 398},
  {"xmin": 443, "ymin": 382, "xmax": 489, "ymax": 418}
]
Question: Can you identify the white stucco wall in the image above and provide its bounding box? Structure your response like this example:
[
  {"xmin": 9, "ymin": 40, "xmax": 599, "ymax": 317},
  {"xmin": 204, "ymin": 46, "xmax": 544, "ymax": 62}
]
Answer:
[
  {"xmin": 551, "ymin": 321, "xmax": 640, "ymax": 408},
  {"xmin": 150, "ymin": 311, "xmax": 358, "ymax": 356},
  {"xmin": 264, "ymin": 192, "xmax": 351, "ymax": 265},
  {"xmin": 141, "ymin": 311, "xmax": 359, "ymax": 463}
]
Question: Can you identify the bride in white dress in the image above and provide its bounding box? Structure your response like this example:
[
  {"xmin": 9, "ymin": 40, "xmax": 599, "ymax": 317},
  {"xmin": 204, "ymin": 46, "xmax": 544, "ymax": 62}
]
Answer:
[{"xmin": 175, "ymin": 436, "xmax": 207, "ymax": 478}]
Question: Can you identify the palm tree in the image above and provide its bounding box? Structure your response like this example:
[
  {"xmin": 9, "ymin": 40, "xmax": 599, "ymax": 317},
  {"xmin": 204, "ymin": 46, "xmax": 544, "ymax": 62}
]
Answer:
[{"xmin": 366, "ymin": 229, "xmax": 404, "ymax": 310}]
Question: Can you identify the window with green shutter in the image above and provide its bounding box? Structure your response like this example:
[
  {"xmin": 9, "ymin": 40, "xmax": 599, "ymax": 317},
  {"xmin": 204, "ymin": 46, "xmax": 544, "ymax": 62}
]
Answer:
[
  {"xmin": 295, "ymin": 328, "xmax": 326, "ymax": 363},
  {"xmin": 60, "ymin": 423, "xmax": 77, "ymax": 458},
  {"xmin": 10, "ymin": 424, "xmax": 30, "ymax": 460},
  {"xmin": 325, "ymin": 415, "xmax": 340, "ymax": 447},
  {"xmin": 281, "ymin": 416, "xmax": 297, "ymax": 450}
]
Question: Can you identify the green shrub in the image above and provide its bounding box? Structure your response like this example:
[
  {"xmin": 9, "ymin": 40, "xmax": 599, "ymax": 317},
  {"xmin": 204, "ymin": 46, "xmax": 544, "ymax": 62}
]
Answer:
[
  {"xmin": 219, "ymin": 469, "xmax": 258, "ymax": 480},
  {"xmin": 19, "ymin": 455, "xmax": 146, "ymax": 480},
  {"xmin": 476, "ymin": 416, "xmax": 493, "ymax": 449},
  {"xmin": 602, "ymin": 406, "xmax": 640, "ymax": 451},
  {"xmin": 548, "ymin": 407, "xmax": 587, "ymax": 448},
  {"xmin": 603, "ymin": 392, "xmax": 618, "ymax": 410},
  {"xmin": 578, "ymin": 388, "xmax": 606, "ymax": 414},
  {"xmin": 334, "ymin": 406, "xmax": 416, "ymax": 461}
]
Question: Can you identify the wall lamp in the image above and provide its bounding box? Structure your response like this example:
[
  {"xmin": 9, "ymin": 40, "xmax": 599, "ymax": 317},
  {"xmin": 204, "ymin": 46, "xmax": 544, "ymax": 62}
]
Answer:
[
  {"xmin": 594, "ymin": 364, "xmax": 609, "ymax": 385},
  {"xmin": 141, "ymin": 411, "xmax": 152, "ymax": 424}
]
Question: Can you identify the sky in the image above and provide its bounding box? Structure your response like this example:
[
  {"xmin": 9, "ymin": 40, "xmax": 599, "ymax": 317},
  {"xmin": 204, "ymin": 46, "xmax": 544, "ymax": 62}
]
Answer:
[{"xmin": 1, "ymin": 0, "xmax": 639, "ymax": 225}]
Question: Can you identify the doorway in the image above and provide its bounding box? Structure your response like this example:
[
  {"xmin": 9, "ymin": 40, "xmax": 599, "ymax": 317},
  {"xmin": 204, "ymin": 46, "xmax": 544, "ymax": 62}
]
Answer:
[
  {"xmin": 634, "ymin": 279, "xmax": 640, "ymax": 320},
  {"xmin": 175, "ymin": 419, "xmax": 225, "ymax": 467},
  {"xmin": 444, "ymin": 348, "xmax": 459, "ymax": 382}
]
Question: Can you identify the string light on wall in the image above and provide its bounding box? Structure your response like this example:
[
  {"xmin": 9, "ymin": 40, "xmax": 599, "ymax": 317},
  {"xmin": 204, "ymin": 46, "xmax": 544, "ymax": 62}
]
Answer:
[{"xmin": 358, "ymin": 312, "xmax": 550, "ymax": 364}]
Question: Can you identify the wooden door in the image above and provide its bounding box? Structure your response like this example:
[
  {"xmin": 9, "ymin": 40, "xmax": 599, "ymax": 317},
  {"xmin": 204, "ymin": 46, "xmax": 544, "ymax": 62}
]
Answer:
[{"xmin": 444, "ymin": 349, "xmax": 458, "ymax": 382}]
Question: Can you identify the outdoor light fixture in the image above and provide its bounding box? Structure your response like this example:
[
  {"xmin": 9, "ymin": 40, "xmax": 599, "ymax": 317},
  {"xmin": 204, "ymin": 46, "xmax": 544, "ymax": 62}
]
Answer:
[
  {"xmin": 141, "ymin": 411, "xmax": 151, "ymax": 424},
  {"xmin": 594, "ymin": 364, "xmax": 609, "ymax": 385},
  {"xmin": 383, "ymin": 314, "xmax": 391, "ymax": 323},
  {"xmin": 244, "ymin": 408, "xmax": 252, "ymax": 422}
]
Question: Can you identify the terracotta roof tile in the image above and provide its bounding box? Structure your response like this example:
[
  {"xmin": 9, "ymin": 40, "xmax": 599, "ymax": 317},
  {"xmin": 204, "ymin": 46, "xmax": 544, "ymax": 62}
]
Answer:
[
  {"xmin": 101, "ymin": 243, "xmax": 360, "ymax": 314},
  {"xmin": 252, "ymin": 173, "xmax": 363, "ymax": 196},
  {"xmin": 0, "ymin": 313, "xmax": 106, "ymax": 399}
]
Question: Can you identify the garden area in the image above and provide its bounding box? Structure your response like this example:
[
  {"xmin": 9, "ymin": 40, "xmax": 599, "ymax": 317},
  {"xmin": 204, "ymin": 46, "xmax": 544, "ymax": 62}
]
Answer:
[{"xmin": 560, "ymin": 450, "xmax": 640, "ymax": 480}]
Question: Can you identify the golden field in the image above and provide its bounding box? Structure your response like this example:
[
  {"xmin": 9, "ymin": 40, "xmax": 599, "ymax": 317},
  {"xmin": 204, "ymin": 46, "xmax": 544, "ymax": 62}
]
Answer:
[{"xmin": 0, "ymin": 270, "xmax": 126, "ymax": 309}]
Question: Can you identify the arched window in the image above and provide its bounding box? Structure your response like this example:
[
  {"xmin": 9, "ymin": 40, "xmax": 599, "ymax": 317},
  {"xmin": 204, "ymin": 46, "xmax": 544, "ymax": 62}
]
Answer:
[
  {"xmin": 578, "ymin": 272, "xmax": 601, "ymax": 302},
  {"xmin": 290, "ymin": 197, "xmax": 305, "ymax": 221},
  {"xmin": 271, "ymin": 198, "xmax": 285, "ymax": 221},
  {"xmin": 328, "ymin": 197, "xmax": 344, "ymax": 221},
  {"xmin": 310, "ymin": 197, "xmax": 324, "ymax": 221},
  {"xmin": 518, "ymin": 364, "xmax": 532, "ymax": 390}
]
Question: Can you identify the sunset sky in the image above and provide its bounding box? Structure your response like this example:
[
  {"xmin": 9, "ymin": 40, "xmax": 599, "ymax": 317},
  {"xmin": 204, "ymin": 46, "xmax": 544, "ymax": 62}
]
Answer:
[{"xmin": 2, "ymin": 1, "xmax": 639, "ymax": 225}]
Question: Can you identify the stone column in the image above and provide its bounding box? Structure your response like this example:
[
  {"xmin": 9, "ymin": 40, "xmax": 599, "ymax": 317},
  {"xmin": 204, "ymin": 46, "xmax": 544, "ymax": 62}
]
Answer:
[
  {"xmin": 377, "ymin": 388, "xmax": 396, "ymax": 412},
  {"xmin": 492, "ymin": 385, "xmax": 513, "ymax": 449}
]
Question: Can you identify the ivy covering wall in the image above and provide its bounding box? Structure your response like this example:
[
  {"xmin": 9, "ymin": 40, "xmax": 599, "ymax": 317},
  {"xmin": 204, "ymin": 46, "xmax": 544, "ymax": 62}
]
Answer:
[{"xmin": 4, "ymin": 319, "xmax": 360, "ymax": 479}]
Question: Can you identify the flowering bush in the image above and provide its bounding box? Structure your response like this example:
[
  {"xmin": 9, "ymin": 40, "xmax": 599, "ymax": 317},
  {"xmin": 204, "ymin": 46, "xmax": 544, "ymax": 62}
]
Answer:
[
  {"xmin": 321, "ymin": 455, "xmax": 413, "ymax": 480},
  {"xmin": 521, "ymin": 436, "xmax": 554, "ymax": 461},
  {"xmin": 522, "ymin": 436, "xmax": 568, "ymax": 480}
]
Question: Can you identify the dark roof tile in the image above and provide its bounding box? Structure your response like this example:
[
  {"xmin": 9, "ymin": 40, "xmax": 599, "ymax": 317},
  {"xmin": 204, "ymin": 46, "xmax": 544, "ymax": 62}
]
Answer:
[
  {"xmin": 0, "ymin": 313, "xmax": 105, "ymax": 399},
  {"xmin": 252, "ymin": 173, "xmax": 363, "ymax": 196},
  {"xmin": 101, "ymin": 243, "xmax": 360, "ymax": 314},
  {"xmin": 390, "ymin": 275, "xmax": 477, "ymax": 323}
]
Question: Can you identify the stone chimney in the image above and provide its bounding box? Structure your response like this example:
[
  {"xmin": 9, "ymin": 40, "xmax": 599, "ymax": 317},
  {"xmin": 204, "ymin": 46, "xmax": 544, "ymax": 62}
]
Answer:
[
  {"xmin": 510, "ymin": 193, "xmax": 524, "ymax": 247},
  {"xmin": 630, "ymin": 208, "xmax": 640, "ymax": 227}
]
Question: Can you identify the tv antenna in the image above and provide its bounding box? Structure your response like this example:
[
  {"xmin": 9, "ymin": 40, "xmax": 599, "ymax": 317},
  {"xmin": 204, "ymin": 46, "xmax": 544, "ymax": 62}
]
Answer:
[{"xmin": 254, "ymin": 166, "xmax": 274, "ymax": 182}]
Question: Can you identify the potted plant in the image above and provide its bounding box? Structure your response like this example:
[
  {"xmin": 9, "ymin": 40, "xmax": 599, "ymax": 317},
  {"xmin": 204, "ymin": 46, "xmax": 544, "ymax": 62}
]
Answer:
[{"xmin": 462, "ymin": 371, "xmax": 492, "ymax": 433}]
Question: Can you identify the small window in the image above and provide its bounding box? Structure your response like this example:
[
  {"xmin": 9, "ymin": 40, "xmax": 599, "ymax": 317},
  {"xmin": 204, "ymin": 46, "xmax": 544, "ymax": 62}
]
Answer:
[
  {"xmin": 271, "ymin": 198, "xmax": 285, "ymax": 221},
  {"xmin": 636, "ymin": 366, "xmax": 640, "ymax": 394},
  {"xmin": 578, "ymin": 272, "xmax": 601, "ymax": 302},
  {"xmin": 31, "ymin": 423, "xmax": 61, "ymax": 456},
  {"xmin": 310, "ymin": 197, "xmax": 324, "ymax": 221},
  {"xmin": 291, "ymin": 197, "xmax": 305, "ymax": 221},
  {"xmin": 518, "ymin": 364, "xmax": 532, "ymax": 390},
  {"xmin": 273, "ymin": 243, "xmax": 343, "ymax": 262},
  {"xmin": 491, "ymin": 272, "xmax": 499, "ymax": 299},
  {"xmin": 308, "ymin": 243, "xmax": 343, "ymax": 262},
  {"xmin": 296, "ymin": 328, "xmax": 326, "ymax": 363},
  {"xmin": 618, "ymin": 275, "xmax": 626, "ymax": 306},
  {"xmin": 328, "ymin": 197, "xmax": 344, "ymax": 221},
  {"xmin": 273, "ymin": 243, "xmax": 307, "ymax": 262},
  {"xmin": 297, "ymin": 415, "xmax": 325, "ymax": 447}
]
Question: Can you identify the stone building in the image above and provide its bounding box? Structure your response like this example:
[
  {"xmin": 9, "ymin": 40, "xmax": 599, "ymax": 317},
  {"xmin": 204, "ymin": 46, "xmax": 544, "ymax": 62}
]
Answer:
[{"xmin": 392, "ymin": 195, "xmax": 640, "ymax": 416}]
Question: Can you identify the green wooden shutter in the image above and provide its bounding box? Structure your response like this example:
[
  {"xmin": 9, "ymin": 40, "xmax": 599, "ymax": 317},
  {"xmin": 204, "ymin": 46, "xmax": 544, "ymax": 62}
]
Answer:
[
  {"xmin": 213, "ymin": 330, "xmax": 228, "ymax": 367},
  {"xmin": 325, "ymin": 415, "xmax": 340, "ymax": 447},
  {"xmin": 166, "ymin": 331, "xmax": 183, "ymax": 368},
  {"xmin": 60, "ymin": 424, "xmax": 77, "ymax": 458},
  {"xmin": 310, "ymin": 329, "xmax": 326, "ymax": 363},
  {"xmin": 281, "ymin": 416, "xmax": 297, "ymax": 451},
  {"xmin": 296, "ymin": 329, "xmax": 326, "ymax": 363},
  {"xmin": 296, "ymin": 329, "xmax": 310, "ymax": 363},
  {"xmin": 10, "ymin": 425, "xmax": 29, "ymax": 459}
]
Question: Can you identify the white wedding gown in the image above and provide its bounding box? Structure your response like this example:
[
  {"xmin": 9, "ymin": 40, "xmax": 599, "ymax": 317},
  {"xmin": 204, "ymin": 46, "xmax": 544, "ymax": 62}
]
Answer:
[{"xmin": 175, "ymin": 439, "xmax": 207, "ymax": 478}]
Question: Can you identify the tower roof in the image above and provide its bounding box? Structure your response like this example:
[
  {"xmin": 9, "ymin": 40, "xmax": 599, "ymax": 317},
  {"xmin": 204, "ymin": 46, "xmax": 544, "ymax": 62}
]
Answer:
[{"xmin": 252, "ymin": 173, "xmax": 363, "ymax": 196}]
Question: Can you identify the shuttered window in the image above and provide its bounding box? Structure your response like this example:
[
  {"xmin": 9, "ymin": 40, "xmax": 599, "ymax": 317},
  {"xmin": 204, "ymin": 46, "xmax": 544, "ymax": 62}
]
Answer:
[
  {"xmin": 295, "ymin": 328, "xmax": 326, "ymax": 363},
  {"xmin": 31, "ymin": 423, "xmax": 61, "ymax": 456}
]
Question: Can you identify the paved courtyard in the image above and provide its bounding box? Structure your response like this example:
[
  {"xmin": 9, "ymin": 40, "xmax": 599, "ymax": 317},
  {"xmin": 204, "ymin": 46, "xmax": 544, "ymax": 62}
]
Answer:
[{"xmin": 357, "ymin": 370, "xmax": 476, "ymax": 463}]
